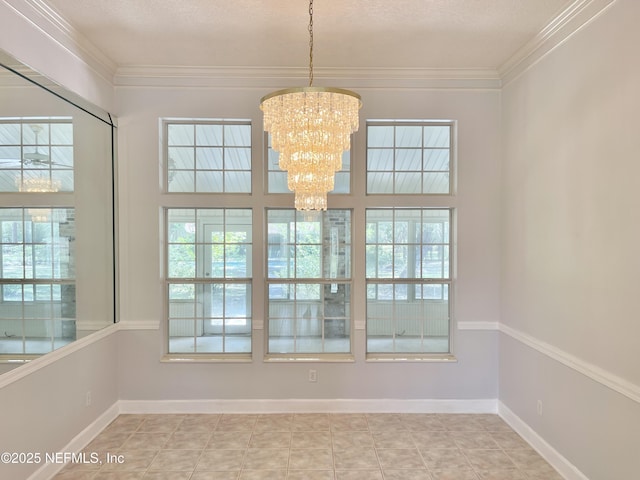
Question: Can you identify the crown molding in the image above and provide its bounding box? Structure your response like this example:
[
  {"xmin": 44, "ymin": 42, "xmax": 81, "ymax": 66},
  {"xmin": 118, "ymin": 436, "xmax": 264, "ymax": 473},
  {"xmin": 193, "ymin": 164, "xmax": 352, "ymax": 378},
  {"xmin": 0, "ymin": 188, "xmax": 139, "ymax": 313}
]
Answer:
[
  {"xmin": 114, "ymin": 65, "xmax": 502, "ymax": 90},
  {"xmin": 4, "ymin": 0, "xmax": 617, "ymax": 92},
  {"xmin": 499, "ymin": 0, "xmax": 616, "ymax": 86},
  {"xmin": 3, "ymin": 0, "xmax": 117, "ymax": 83}
]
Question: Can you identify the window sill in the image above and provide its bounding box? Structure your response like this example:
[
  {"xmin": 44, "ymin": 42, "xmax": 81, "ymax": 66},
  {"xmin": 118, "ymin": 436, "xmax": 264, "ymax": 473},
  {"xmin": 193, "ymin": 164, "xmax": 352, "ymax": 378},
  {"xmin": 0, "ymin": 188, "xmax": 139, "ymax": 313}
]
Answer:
[
  {"xmin": 161, "ymin": 354, "xmax": 252, "ymax": 364},
  {"xmin": 263, "ymin": 354, "xmax": 355, "ymax": 363},
  {"xmin": 0, "ymin": 354, "xmax": 39, "ymax": 364},
  {"xmin": 365, "ymin": 353, "xmax": 457, "ymax": 362}
]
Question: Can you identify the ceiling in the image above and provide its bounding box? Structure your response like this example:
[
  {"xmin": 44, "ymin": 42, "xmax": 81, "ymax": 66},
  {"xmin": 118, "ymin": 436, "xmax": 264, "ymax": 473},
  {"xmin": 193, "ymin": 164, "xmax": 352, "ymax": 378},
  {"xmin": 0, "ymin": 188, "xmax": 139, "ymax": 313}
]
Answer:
[{"xmin": 44, "ymin": 0, "xmax": 575, "ymax": 72}]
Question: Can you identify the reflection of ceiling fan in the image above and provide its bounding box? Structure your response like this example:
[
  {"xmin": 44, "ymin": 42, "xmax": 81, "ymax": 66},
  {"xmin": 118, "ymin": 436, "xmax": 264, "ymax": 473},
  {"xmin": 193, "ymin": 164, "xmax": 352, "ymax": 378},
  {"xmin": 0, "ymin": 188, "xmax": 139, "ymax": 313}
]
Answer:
[
  {"xmin": 22, "ymin": 124, "xmax": 51, "ymax": 165},
  {"xmin": 0, "ymin": 124, "xmax": 59, "ymax": 168}
]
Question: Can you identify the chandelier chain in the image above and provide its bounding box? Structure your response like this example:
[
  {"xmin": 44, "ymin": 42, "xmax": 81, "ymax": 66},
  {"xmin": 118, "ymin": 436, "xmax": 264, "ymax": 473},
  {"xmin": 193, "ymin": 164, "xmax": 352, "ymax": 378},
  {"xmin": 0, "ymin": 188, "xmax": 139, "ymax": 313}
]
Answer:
[{"xmin": 308, "ymin": 0, "xmax": 314, "ymax": 87}]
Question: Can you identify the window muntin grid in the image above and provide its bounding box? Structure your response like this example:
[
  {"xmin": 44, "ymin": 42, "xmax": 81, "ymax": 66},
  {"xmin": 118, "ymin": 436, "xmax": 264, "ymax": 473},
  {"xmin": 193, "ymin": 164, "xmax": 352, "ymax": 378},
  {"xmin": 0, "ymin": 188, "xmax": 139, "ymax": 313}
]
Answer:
[
  {"xmin": 0, "ymin": 119, "xmax": 74, "ymax": 193},
  {"xmin": 165, "ymin": 121, "xmax": 251, "ymax": 193},
  {"xmin": 365, "ymin": 208, "xmax": 451, "ymax": 355},
  {"xmin": 367, "ymin": 121, "xmax": 452, "ymax": 195},
  {"xmin": 0, "ymin": 207, "xmax": 76, "ymax": 355},
  {"xmin": 166, "ymin": 208, "xmax": 252, "ymax": 354},
  {"xmin": 266, "ymin": 209, "xmax": 351, "ymax": 355}
]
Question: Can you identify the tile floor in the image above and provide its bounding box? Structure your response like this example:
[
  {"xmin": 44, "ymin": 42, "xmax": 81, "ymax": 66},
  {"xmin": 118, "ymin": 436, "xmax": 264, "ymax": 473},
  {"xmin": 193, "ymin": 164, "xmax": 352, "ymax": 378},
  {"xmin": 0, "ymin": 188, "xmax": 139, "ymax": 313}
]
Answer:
[{"xmin": 53, "ymin": 413, "xmax": 563, "ymax": 480}]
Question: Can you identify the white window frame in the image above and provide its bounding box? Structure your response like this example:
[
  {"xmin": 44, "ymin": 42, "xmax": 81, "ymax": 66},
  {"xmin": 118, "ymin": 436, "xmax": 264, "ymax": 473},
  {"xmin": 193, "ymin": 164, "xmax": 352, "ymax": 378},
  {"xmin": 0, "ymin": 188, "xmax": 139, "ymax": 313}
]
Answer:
[
  {"xmin": 366, "ymin": 120, "xmax": 453, "ymax": 195},
  {"xmin": 365, "ymin": 208, "xmax": 452, "ymax": 358},
  {"xmin": 165, "ymin": 208, "xmax": 253, "ymax": 358},
  {"xmin": 364, "ymin": 119, "xmax": 456, "ymax": 361},
  {"xmin": 163, "ymin": 119, "xmax": 252, "ymax": 194},
  {"xmin": 161, "ymin": 119, "xmax": 254, "ymax": 362},
  {"xmin": 265, "ymin": 208, "xmax": 353, "ymax": 360}
]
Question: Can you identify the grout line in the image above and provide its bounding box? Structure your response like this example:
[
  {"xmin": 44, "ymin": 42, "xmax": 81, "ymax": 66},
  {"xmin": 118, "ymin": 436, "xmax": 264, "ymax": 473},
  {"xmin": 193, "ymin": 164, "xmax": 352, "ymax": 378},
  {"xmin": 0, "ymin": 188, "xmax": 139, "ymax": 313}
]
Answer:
[{"xmin": 61, "ymin": 413, "xmax": 565, "ymax": 480}]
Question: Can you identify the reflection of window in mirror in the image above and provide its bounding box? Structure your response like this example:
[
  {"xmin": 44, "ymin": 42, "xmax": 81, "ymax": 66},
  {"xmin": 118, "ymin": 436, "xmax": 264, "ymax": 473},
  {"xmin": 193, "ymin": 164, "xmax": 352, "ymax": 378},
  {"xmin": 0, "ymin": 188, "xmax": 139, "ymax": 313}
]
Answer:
[
  {"xmin": 0, "ymin": 207, "xmax": 75, "ymax": 355},
  {"xmin": 0, "ymin": 119, "xmax": 76, "ymax": 356},
  {"xmin": 0, "ymin": 119, "xmax": 74, "ymax": 193}
]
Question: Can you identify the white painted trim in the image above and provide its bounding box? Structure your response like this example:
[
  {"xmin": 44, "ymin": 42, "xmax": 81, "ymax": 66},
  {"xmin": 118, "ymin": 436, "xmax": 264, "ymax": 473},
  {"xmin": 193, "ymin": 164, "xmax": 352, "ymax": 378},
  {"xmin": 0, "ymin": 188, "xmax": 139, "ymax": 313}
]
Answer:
[
  {"xmin": 114, "ymin": 66, "xmax": 501, "ymax": 90},
  {"xmin": 27, "ymin": 403, "xmax": 120, "ymax": 480},
  {"xmin": 2, "ymin": 0, "xmax": 615, "ymax": 92},
  {"xmin": 457, "ymin": 321, "xmax": 499, "ymax": 330},
  {"xmin": 116, "ymin": 320, "xmax": 161, "ymax": 330},
  {"xmin": 499, "ymin": 401, "xmax": 589, "ymax": 480},
  {"xmin": 499, "ymin": 323, "xmax": 640, "ymax": 405},
  {"xmin": 6, "ymin": 0, "xmax": 117, "ymax": 80},
  {"xmin": 118, "ymin": 398, "xmax": 497, "ymax": 415},
  {"xmin": 0, "ymin": 321, "xmax": 160, "ymax": 390},
  {"xmin": 500, "ymin": 0, "xmax": 615, "ymax": 86},
  {"xmin": 0, "ymin": 323, "xmax": 119, "ymax": 389}
]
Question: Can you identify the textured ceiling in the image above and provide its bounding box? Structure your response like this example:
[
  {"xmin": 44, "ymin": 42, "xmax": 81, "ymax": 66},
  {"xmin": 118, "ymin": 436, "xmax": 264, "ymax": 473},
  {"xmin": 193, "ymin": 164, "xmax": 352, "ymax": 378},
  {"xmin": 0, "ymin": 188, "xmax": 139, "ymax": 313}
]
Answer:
[{"xmin": 44, "ymin": 0, "xmax": 575, "ymax": 70}]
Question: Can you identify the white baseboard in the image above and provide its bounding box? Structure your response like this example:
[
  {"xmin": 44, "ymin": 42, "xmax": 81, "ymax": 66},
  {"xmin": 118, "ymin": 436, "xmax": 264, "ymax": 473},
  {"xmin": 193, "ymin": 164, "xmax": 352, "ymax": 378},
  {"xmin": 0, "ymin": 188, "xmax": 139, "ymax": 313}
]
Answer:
[
  {"xmin": 118, "ymin": 398, "xmax": 498, "ymax": 414},
  {"xmin": 28, "ymin": 403, "xmax": 120, "ymax": 480},
  {"xmin": 498, "ymin": 401, "xmax": 589, "ymax": 480}
]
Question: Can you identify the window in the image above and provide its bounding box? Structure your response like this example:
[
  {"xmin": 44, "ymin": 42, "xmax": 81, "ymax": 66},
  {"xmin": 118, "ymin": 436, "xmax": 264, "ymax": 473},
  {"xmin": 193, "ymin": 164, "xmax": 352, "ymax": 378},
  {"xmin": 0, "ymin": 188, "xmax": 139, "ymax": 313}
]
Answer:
[
  {"xmin": 266, "ymin": 135, "xmax": 351, "ymax": 194},
  {"xmin": 365, "ymin": 208, "xmax": 451, "ymax": 354},
  {"xmin": 0, "ymin": 119, "xmax": 74, "ymax": 193},
  {"xmin": 0, "ymin": 119, "xmax": 75, "ymax": 356},
  {"xmin": 266, "ymin": 209, "xmax": 351, "ymax": 356},
  {"xmin": 0, "ymin": 207, "xmax": 75, "ymax": 354},
  {"xmin": 367, "ymin": 121, "xmax": 452, "ymax": 194},
  {"xmin": 365, "ymin": 119, "xmax": 455, "ymax": 358},
  {"xmin": 165, "ymin": 120, "xmax": 251, "ymax": 193},
  {"xmin": 163, "ymin": 119, "xmax": 253, "ymax": 358},
  {"xmin": 161, "ymin": 118, "xmax": 454, "ymax": 362},
  {"xmin": 166, "ymin": 208, "xmax": 252, "ymax": 355}
]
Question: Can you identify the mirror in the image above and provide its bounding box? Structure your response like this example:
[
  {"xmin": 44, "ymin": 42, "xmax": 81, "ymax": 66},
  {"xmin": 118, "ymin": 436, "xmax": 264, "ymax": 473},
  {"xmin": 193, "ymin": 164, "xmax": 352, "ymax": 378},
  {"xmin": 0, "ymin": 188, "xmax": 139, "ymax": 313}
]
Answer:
[{"xmin": 0, "ymin": 50, "xmax": 117, "ymax": 373}]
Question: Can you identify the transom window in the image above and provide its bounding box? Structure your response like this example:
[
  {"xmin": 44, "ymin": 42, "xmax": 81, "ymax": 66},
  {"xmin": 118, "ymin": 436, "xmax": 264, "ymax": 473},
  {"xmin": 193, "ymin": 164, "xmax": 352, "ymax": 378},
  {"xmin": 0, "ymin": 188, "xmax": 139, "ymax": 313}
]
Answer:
[
  {"xmin": 266, "ymin": 134, "xmax": 351, "ymax": 194},
  {"xmin": 367, "ymin": 121, "xmax": 452, "ymax": 194},
  {"xmin": 266, "ymin": 209, "xmax": 351, "ymax": 356},
  {"xmin": 0, "ymin": 119, "xmax": 74, "ymax": 193},
  {"xmin": 165, "ymin": 120, "xmax": 251, "ymax": 193},
  {"xmin": 365, "ymin": 208, "xmax": 451, "ymax": 355},
  {"xmin": 166, "ymin": 208, "xmax": 252, "ymax": 355}
]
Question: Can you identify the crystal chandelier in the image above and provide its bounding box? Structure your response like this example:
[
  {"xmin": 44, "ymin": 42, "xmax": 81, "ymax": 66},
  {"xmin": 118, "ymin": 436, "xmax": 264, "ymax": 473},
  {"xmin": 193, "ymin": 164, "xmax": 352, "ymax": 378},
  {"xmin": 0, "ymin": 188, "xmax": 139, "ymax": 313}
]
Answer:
[{"xmin": 260, "ymin": 0, "xmax": 361, "ymax": 211}]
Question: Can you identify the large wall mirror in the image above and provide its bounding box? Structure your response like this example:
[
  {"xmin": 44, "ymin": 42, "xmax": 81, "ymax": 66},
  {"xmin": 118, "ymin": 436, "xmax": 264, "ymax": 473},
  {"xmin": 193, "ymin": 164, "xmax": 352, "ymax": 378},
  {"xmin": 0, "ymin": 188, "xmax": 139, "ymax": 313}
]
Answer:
[{"xmin": 0, "ymin": 50, "xmax": 117, "ymax": 373}]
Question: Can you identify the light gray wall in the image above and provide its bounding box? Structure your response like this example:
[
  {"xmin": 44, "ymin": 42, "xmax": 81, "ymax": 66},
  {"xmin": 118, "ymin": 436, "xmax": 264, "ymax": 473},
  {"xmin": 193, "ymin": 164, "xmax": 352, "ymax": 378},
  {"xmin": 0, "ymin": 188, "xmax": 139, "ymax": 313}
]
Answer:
[
  {"xmin": 500, "ymin": 0, "xmax": 640, "ymax": 478},
  {"xmin": 118, "ymin": 329, "xmax": 498, "ymax": 401},
  {"xmin": 114, "ymin": 84, "xmax": 502, "ymax": 401},
  {"xmin": 0, "ymin": 330, "xmax": 119, "ymax": 479}
]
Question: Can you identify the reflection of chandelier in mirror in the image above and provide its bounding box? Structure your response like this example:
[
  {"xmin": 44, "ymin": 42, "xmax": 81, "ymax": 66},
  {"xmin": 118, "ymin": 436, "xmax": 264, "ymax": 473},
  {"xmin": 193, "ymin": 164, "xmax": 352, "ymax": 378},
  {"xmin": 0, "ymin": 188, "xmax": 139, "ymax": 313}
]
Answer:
[
  {"xmin": 260, "ymin": 0, "xmax": 361, "ymax": 211},
  {"xmin": 19, "ymin": 177, "xmax": 61, "ymax": 193},
  {"xmin": 18, "ymin": 177, "xmax": 62, "ymax": 222}
]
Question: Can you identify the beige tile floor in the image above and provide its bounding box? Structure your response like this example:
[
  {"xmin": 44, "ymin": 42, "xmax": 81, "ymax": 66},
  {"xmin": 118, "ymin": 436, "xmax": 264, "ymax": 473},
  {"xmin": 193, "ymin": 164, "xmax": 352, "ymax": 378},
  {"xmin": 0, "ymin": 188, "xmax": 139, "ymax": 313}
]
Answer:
[{"xmin": 53, "ymin": 413, "xmax": 564, "ymax": 480}]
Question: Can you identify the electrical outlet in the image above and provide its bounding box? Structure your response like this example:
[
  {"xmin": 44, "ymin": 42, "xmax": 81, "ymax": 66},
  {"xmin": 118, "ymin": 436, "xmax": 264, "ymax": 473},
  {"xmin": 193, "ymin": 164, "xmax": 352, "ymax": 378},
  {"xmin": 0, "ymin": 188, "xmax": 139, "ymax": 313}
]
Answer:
[
  {"xmin": 308, "ymin": 369, "xmax": 317, "ymax": 383},
  {"xmin": 85, "ymin": 391, "xmax": 92, "ymax": 407},
  {"xmin": 537, "ymin": 400, "xmax": 543, "ymax": 416}
]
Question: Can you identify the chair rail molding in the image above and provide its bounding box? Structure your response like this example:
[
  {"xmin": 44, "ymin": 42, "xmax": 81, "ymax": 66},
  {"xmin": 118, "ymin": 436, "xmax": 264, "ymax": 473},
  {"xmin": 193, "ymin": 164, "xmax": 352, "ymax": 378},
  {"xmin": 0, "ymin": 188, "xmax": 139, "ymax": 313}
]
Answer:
[{"xmin": 499, "ymin": 323, "xmax": 640, "ymax": 405}]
